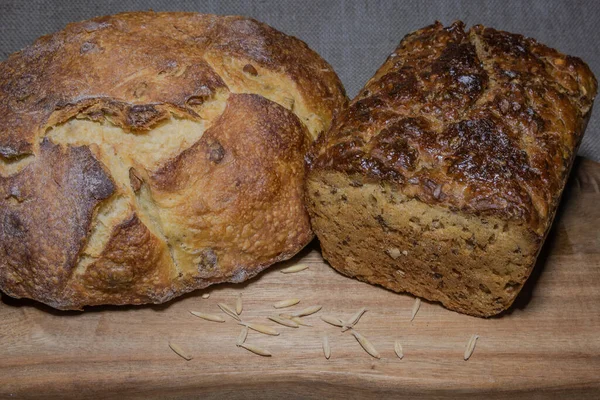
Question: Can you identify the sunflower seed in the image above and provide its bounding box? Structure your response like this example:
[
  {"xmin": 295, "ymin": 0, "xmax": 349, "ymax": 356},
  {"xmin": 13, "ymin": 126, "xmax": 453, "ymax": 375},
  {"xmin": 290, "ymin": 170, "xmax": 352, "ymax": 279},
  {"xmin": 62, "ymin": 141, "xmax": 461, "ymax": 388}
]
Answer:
[
  {"xmin": 292, "ymin": 305, "xmax": 322, "ymax": 317},
  {"xmin": 218, "ymin": 303, "xmax": 241, "ymax": 321},
  {"xmin": 410, "ymin": 298, "xmax": 421, "ymax": 322},
  {"xmin": 394, "ymin": 340, "xmax": 404, "ymax": 359},
  {"xmin": 236, "ymin": 326, "xmax": 248, "ymax": 347},
  {"xmin": 189, "ymin": 311, "xmax": 225, "ymax": 323},
  {"xmin": 323, "ymin": 335, "xmax": 331, "ymax": 359},
  {"xmin": 239, "ymin": 322, "xmax": 280, "ymax": 336},
  {"xmin": 169, "ymin": 342, "xmax": 192, "ymax": 361},
  {"xmin": 273, "ymin": 298, "xmax": 301, "ymax": 309},
  {"xmin": 280, "ymin": 264, "xmax": 308, "ymax": 274},
  {"xmin": 351, "ymin": 330, "xmax": 380, "ymax": 359},
  {"xmin": 268, "ymin": 315, "xmax": 299, "ymax": 328},
  {"xmin": 321, "ymin": 315, "xmax": 344, "ymax": 327},
  {"xmin": 291, "ymin": 317, "xmax": 312, "ymax": 327},
  {"xmin": 236, "ymin": 293, "xmax": 243, "ymax": 315},
  {"xmin": 342, "ymin": 307, "xmax": 367, "ymax": 331},
  {"xmin": 464, "ymin": 334, "xmax": 479, "ymax": 361},
  {"xmin": 201, "ymin": 293, "xmax": 210, "ymax": 299},
  {"xmin": 240, "ymin": 343, "xmax": 271, "ymax": 357}
]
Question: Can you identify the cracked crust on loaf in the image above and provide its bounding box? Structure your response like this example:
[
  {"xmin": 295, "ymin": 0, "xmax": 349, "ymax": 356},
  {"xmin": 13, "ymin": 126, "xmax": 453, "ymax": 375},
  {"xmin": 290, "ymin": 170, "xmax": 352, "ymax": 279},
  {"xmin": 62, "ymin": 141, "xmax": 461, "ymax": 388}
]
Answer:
[{"xmin": 0, "ymin": 11, "xmax": 347, "ymax": 309}]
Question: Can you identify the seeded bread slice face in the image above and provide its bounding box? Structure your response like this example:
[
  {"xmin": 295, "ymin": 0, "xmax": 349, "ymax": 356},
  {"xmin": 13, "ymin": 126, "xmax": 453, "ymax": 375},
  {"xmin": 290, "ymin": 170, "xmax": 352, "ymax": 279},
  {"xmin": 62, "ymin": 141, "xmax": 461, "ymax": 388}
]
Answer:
[{"xmin": 308, "ymin": 172, "xmax": 540, "ymax": 317}]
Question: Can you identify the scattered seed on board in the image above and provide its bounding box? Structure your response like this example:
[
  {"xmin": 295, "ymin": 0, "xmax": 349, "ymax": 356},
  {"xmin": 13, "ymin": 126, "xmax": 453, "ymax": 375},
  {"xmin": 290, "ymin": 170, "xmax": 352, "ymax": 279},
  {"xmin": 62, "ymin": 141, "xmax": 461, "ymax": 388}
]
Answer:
[
  {"xmin": 201, "ymin": 293, "xmax": 210, "ymax": 299},
  {"xmin": 347, "ymin": 307, "xmax": 368, "ymax": 326},
  {"xmin": 268, "ymin": 315, "xmax": 299, "ymax": 328},
  {"xmin": 394, "ymin": 340, "xmax": 404, "ymax": 359},
  {"xmin": 323, "ymin": 335, "xmax": 331, "ymax": 359},
  {"xmin": 236, "ymin": 326, "xmax": 248, "ymax": 347},
  {"xmin": 280, "ymin": 265, "xmax": 309, "ymax": 274},
  {"xmin": 189, "ymin": 311, "xmax": 226, "ymax": 323},
  {"xmin": 240, "ymin": 343, "xmax": 272, "ymax": 357},
  {"xmin": 464, "ymin": 334, "xmax": 480, "ymax": 361},
  {"xmin": 273, "ymin": 298, "xmax": 301, "ymax": 309},
  {"xmin": 291, "ymin": 317, "xmax": 312, "ymax": 327},
  {"xmin": 351, "ymin": 330, "xmax": 380, "ymax": 359},
  {"xmin": 292, "ymin": 305, "xmax": 322, "ymax": 317},
  {"xmin": 342, "ymin": 307, "xmax": 367, "ymax": 331},
  {"xmin": 240, "ymin": 322, "xmax": 280, "ymax": 336},
  {"xmin": 236, "ymin": 293, "xmax": 243, "ymax": 315},
  {"xmin": 169, "ymin": 342, "xmax": 192, "ymax": 361},
  {"xmin": 321, "ymin": 315, "xmax": 344, "ymax": 327},
  {"xmin": 218, "ymin": 303, "xmax": 241, "ymax": 321},
  {"xmin": 410, "ymin": 298, "xmax": 421, "ymax": 322}
]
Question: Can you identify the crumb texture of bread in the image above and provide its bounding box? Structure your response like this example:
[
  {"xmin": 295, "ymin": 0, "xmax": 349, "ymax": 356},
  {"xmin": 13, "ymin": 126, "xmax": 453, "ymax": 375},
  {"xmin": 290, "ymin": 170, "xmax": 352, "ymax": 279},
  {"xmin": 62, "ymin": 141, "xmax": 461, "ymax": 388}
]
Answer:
[
  {"xmin": 0, "ymin": 11, "xmax": 346, "ymax": 309},
  {"xmin": 308, "ymin": 21, "xmax": 597, "ymax": 317}
]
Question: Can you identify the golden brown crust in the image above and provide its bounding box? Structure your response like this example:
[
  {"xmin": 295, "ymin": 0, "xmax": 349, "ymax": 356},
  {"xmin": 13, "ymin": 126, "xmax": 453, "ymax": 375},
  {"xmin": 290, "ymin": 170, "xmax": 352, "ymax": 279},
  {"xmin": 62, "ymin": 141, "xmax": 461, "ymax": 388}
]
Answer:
[
  {"xmin": 150, "ymin": 93, "xmax": 313, "ymax": 289},
  {"xmin": 0, "ymin": 12, "xmax": 346, "ymax": 309},
  {"xmin": 311, "ymin": 21, "xmax": 597, "ymax": 235},
  {"xmin": 62, "ymin": 213, "xmax": 176, "ymax": 307},
  {"xmin": 0, "ymin": 140, "xmax": 115, "ymax": 308},
  {"xmin": 0, "ymin": 11, "xmax": 345, "ymax": 158}
]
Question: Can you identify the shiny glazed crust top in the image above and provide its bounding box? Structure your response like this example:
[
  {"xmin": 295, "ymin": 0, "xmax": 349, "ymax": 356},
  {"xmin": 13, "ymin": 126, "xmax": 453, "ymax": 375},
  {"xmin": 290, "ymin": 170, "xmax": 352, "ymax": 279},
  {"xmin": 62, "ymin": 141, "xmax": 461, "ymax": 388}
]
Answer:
[{"xmin": 311, "ymin": 21, "xmax": 597, "ymax": 235}]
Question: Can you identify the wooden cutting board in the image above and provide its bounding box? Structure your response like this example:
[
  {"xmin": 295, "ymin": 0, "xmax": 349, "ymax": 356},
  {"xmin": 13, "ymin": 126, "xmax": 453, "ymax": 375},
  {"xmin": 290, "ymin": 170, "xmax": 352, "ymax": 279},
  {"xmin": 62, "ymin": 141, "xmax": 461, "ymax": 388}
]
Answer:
[{"xmin": 1, "ymin": 157, "xmax": 599, "ymax": 399}]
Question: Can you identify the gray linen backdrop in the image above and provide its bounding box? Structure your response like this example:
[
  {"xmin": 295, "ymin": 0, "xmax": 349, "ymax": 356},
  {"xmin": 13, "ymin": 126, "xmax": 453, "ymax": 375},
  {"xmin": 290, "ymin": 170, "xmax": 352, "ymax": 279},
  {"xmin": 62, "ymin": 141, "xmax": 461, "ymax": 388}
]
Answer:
[{"xmin": 1, "ymin": 0, "xmax": 598, "ymax": 161}]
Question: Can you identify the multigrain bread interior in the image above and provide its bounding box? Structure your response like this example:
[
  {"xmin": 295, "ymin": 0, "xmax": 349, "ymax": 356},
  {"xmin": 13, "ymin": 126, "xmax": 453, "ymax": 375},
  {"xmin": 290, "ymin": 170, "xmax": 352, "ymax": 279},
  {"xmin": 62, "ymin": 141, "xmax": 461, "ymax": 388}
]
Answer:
[
  {"xmin": 307, "ymin": 21, "xmax": 597, "ymax": 317},
  {"xmin": 0, "ymin": 11, "xmax": 346, "ymax": 310}
]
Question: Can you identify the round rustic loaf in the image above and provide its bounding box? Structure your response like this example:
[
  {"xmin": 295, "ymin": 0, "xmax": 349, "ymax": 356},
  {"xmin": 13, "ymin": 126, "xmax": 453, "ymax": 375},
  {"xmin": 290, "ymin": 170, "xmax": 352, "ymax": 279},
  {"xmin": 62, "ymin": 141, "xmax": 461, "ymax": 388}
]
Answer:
[{"xmin": 0, "ymin": 12, "xmax": 346, "ymax": 309}]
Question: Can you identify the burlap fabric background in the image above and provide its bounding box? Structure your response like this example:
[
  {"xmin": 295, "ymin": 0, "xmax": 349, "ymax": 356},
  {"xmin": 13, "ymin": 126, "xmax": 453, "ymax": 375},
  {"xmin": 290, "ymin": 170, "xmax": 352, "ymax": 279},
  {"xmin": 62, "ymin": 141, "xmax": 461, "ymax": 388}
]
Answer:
[{"xmin": 1, "ymin": 0, "xmax": 598, "ymax": 160}]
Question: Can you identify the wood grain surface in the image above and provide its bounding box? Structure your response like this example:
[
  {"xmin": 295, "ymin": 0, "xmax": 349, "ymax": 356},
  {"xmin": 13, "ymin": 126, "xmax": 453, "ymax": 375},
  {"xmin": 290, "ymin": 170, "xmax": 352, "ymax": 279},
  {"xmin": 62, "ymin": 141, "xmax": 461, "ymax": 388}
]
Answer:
[{"xmin": 1, "ymin": 158, "xmax": 599, "ymax": 399}]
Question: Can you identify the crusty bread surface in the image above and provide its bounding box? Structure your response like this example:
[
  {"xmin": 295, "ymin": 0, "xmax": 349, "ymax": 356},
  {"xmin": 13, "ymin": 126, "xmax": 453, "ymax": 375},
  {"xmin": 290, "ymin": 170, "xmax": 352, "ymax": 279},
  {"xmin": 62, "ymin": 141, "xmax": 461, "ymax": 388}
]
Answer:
[
  {"xmin": 0, "ymin": 11, "xmax": 346, "ymax": 309},
  {"xmin": 308, "ymin": 21, "xmax": 597, "ymax": 317}
]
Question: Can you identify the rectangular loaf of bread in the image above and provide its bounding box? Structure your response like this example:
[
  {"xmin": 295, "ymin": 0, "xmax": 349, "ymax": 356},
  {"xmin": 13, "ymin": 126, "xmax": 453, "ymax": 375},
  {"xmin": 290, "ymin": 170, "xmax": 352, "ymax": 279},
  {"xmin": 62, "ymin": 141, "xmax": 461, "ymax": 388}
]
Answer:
[{"xmin": 307, "ymin": 21, "xmax": 597, "ymax": 317}]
